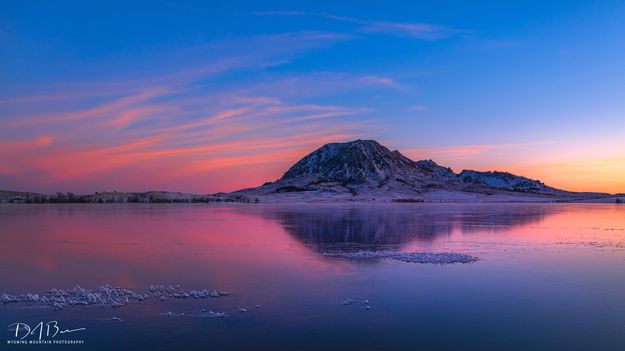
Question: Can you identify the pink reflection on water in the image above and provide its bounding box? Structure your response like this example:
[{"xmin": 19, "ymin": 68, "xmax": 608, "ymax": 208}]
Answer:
[
  {"xmin": 1, "ymin": 203, "xmax": 624, "ymax": 296},
  {"xmin": 0, "ymin": 205, "xmax": 345, "ymax": 294}
]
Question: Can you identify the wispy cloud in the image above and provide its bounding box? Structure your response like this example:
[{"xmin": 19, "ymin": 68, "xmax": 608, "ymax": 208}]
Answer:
[
  {"xmin": 0, "ymin": 31, "xmax": 379, "ymax": 193},
  {"xmin": 252, "ymin": 11, "xmax": 461, "ymax": 40},
  {"xmin": 235, "ymin": 71, "xmax": 413, "ymax": 99},
  {"xmin": 404, "ymin": 140, "xmax": 562, "ymax": 160},
  {"xmin": 0, "ymin": 31, "xmax": 352, "ymax": 109},
  {"xmin": 0, "ymin": 135, "xmax": 53, "ymax": 151},
  {"xmin": 407, "ymin": 105, "xmax": 429, "ymax": 112},
  {"xmin": 360, "ymin": 75, "xmax": 400, "ymax": 87},
  {"xmin": 0, "ymin": 88, "xmax": 372, "ymax": 191}
]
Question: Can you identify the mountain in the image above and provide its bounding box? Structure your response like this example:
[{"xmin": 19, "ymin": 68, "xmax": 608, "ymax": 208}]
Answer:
[
  {"xmin": 236, "ymin": 139, "xmax": 611, "ymax": 202},
  {"xmin": 280, "ymin": 140, "xmax": 454, "ymax": 184},
  {"xmin": 281, "ymin": 140, "xmax": 416, "ymax": 183}
]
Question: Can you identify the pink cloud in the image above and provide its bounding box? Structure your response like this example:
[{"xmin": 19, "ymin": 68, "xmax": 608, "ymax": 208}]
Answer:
[
  {"xmin": 6, "ymin": 86, "xmax": 173, "ymax": 128},
  {"xmin": 0, "ymin": 135, "xmax": 53, "ymax": 150},
  {"xmin": 110, "ymin": 105, "xmax": 177, "ymax": 128},
  {"xmin": 360, "ymin": 75, "xmax": 397, "ymax": 86},
  {"xmin": 404, "ymin": 140, "xmax": 561, "ymax": 160},
  {"xmin": 0, "ymin": 30, "xmax": 427, "ymax": 194}
]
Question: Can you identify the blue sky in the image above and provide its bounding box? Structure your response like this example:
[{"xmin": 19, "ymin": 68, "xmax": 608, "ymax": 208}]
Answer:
[{"xmin": 1, "ymin": 1, "xmax": 624, "ymax": 193}]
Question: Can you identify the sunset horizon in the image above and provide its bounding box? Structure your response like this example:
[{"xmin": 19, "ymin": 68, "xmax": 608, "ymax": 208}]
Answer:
[
  {"xmin": 2, "ymin": 2, "xmax": 624, "ymax": 195},
  {"xmin": 1, "ymin": 137, "xmax": 623, "ymax": 195}
]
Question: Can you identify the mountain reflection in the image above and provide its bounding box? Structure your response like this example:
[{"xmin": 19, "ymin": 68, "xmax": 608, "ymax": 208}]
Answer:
[{"xmin": 258, "ymin": 204, "xmax": 557, "ymax": 252}]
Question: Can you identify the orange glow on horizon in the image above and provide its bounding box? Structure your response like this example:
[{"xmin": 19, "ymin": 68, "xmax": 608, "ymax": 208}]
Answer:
[{"xmin": 1, "ymin": 67, "xmax": 623, "ymax": 194}]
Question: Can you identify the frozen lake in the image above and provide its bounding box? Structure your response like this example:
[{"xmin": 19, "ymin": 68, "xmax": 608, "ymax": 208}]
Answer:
[{"xmin": 1, "ymin": 203, "xmax": 625, "ymax": 350}]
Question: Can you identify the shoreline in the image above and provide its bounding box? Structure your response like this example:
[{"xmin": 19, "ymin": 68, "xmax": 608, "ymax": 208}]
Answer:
[
  {"xmin": 0, "ymin": 197, "xmax": 621, "ymax": 204},
  {"xmin": 2, "ymin": 189, "xmax": 622, "ymax": 205}
]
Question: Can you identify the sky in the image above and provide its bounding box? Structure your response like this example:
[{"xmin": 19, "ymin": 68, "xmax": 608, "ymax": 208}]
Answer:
[{"xmin": 1, "ymin": 0, "xmax": 624, "ymax": 194}]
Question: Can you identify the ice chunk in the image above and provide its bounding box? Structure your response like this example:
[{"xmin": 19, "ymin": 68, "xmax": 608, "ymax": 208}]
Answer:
[
  {"xmin": 1, "ymin": 293, "xmax": 18, "ymax": 304},
  {"xmin": 324, "ymin": 251, "xmax": 478, "ymax": 265},
  {"xmin": 207, "ymin": 311, "xmax": 225, "ymax": 318},
  {"xmin": 0, "ymin": 284, "xmax": 229, "ymax": 309}
]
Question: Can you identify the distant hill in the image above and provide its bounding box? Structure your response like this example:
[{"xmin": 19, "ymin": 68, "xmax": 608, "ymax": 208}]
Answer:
[{"xmin": 0, "ymin": 190, "xmax": 254, "ymax": 204}]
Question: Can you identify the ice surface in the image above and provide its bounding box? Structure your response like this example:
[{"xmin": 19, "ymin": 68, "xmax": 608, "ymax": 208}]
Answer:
[
  {"xmin": 323, "ymin": 251, "xmax": 478, "ymax": 264},
  {"xmin": 0, "ymin": 284, "xmax": 229, "ymax": 309}
]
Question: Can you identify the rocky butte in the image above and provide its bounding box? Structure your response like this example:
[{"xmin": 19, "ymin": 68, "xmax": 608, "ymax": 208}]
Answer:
[{"xmin": 234, "ymin": 139, "xmax": 613, "ymax": 202}]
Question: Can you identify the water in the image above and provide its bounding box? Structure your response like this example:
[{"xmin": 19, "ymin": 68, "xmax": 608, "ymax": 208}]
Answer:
[{"xmin": 1, "ymin": 203, "xmax": 624, "ymax": 350}]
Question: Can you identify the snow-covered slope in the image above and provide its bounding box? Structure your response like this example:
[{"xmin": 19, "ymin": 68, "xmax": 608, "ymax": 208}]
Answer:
[
  {"xmin": 458, "ymin": 170, "xmax": 548, "ymax": 192},
  {"xmin": 281, "ymin": 140, "xmax": 417, "ymax": 183}
]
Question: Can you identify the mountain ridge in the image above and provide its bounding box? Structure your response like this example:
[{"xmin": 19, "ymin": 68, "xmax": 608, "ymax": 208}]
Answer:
[{"xmin": 236, "ymin": 139, "xmax": 613, "ymax": 202}]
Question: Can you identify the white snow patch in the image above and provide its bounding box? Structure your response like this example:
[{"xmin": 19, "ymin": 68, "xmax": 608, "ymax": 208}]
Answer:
[
  {"xmin": 0, "ymin": 284, "xmax": 229, "ymax": 309},
  {"xmin": 205, "ymin": 311, "xmax": 226, "ymax": 318},
  {"xmin": 323, "ymin": 251, "xmax": 478, "ymax": 264}
]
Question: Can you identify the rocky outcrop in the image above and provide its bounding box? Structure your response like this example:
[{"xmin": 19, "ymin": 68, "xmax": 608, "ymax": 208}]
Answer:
[
  {"xmin": 237, "ymin": 139, "xmax": 611, "ymax": 202},
  {"xmin": 458, "ymin": 170, "xmax": 548, "ymax": 192},
  {"xmin": 281, "ymin": 140, "xmax": 417, "ymax": 183}
]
